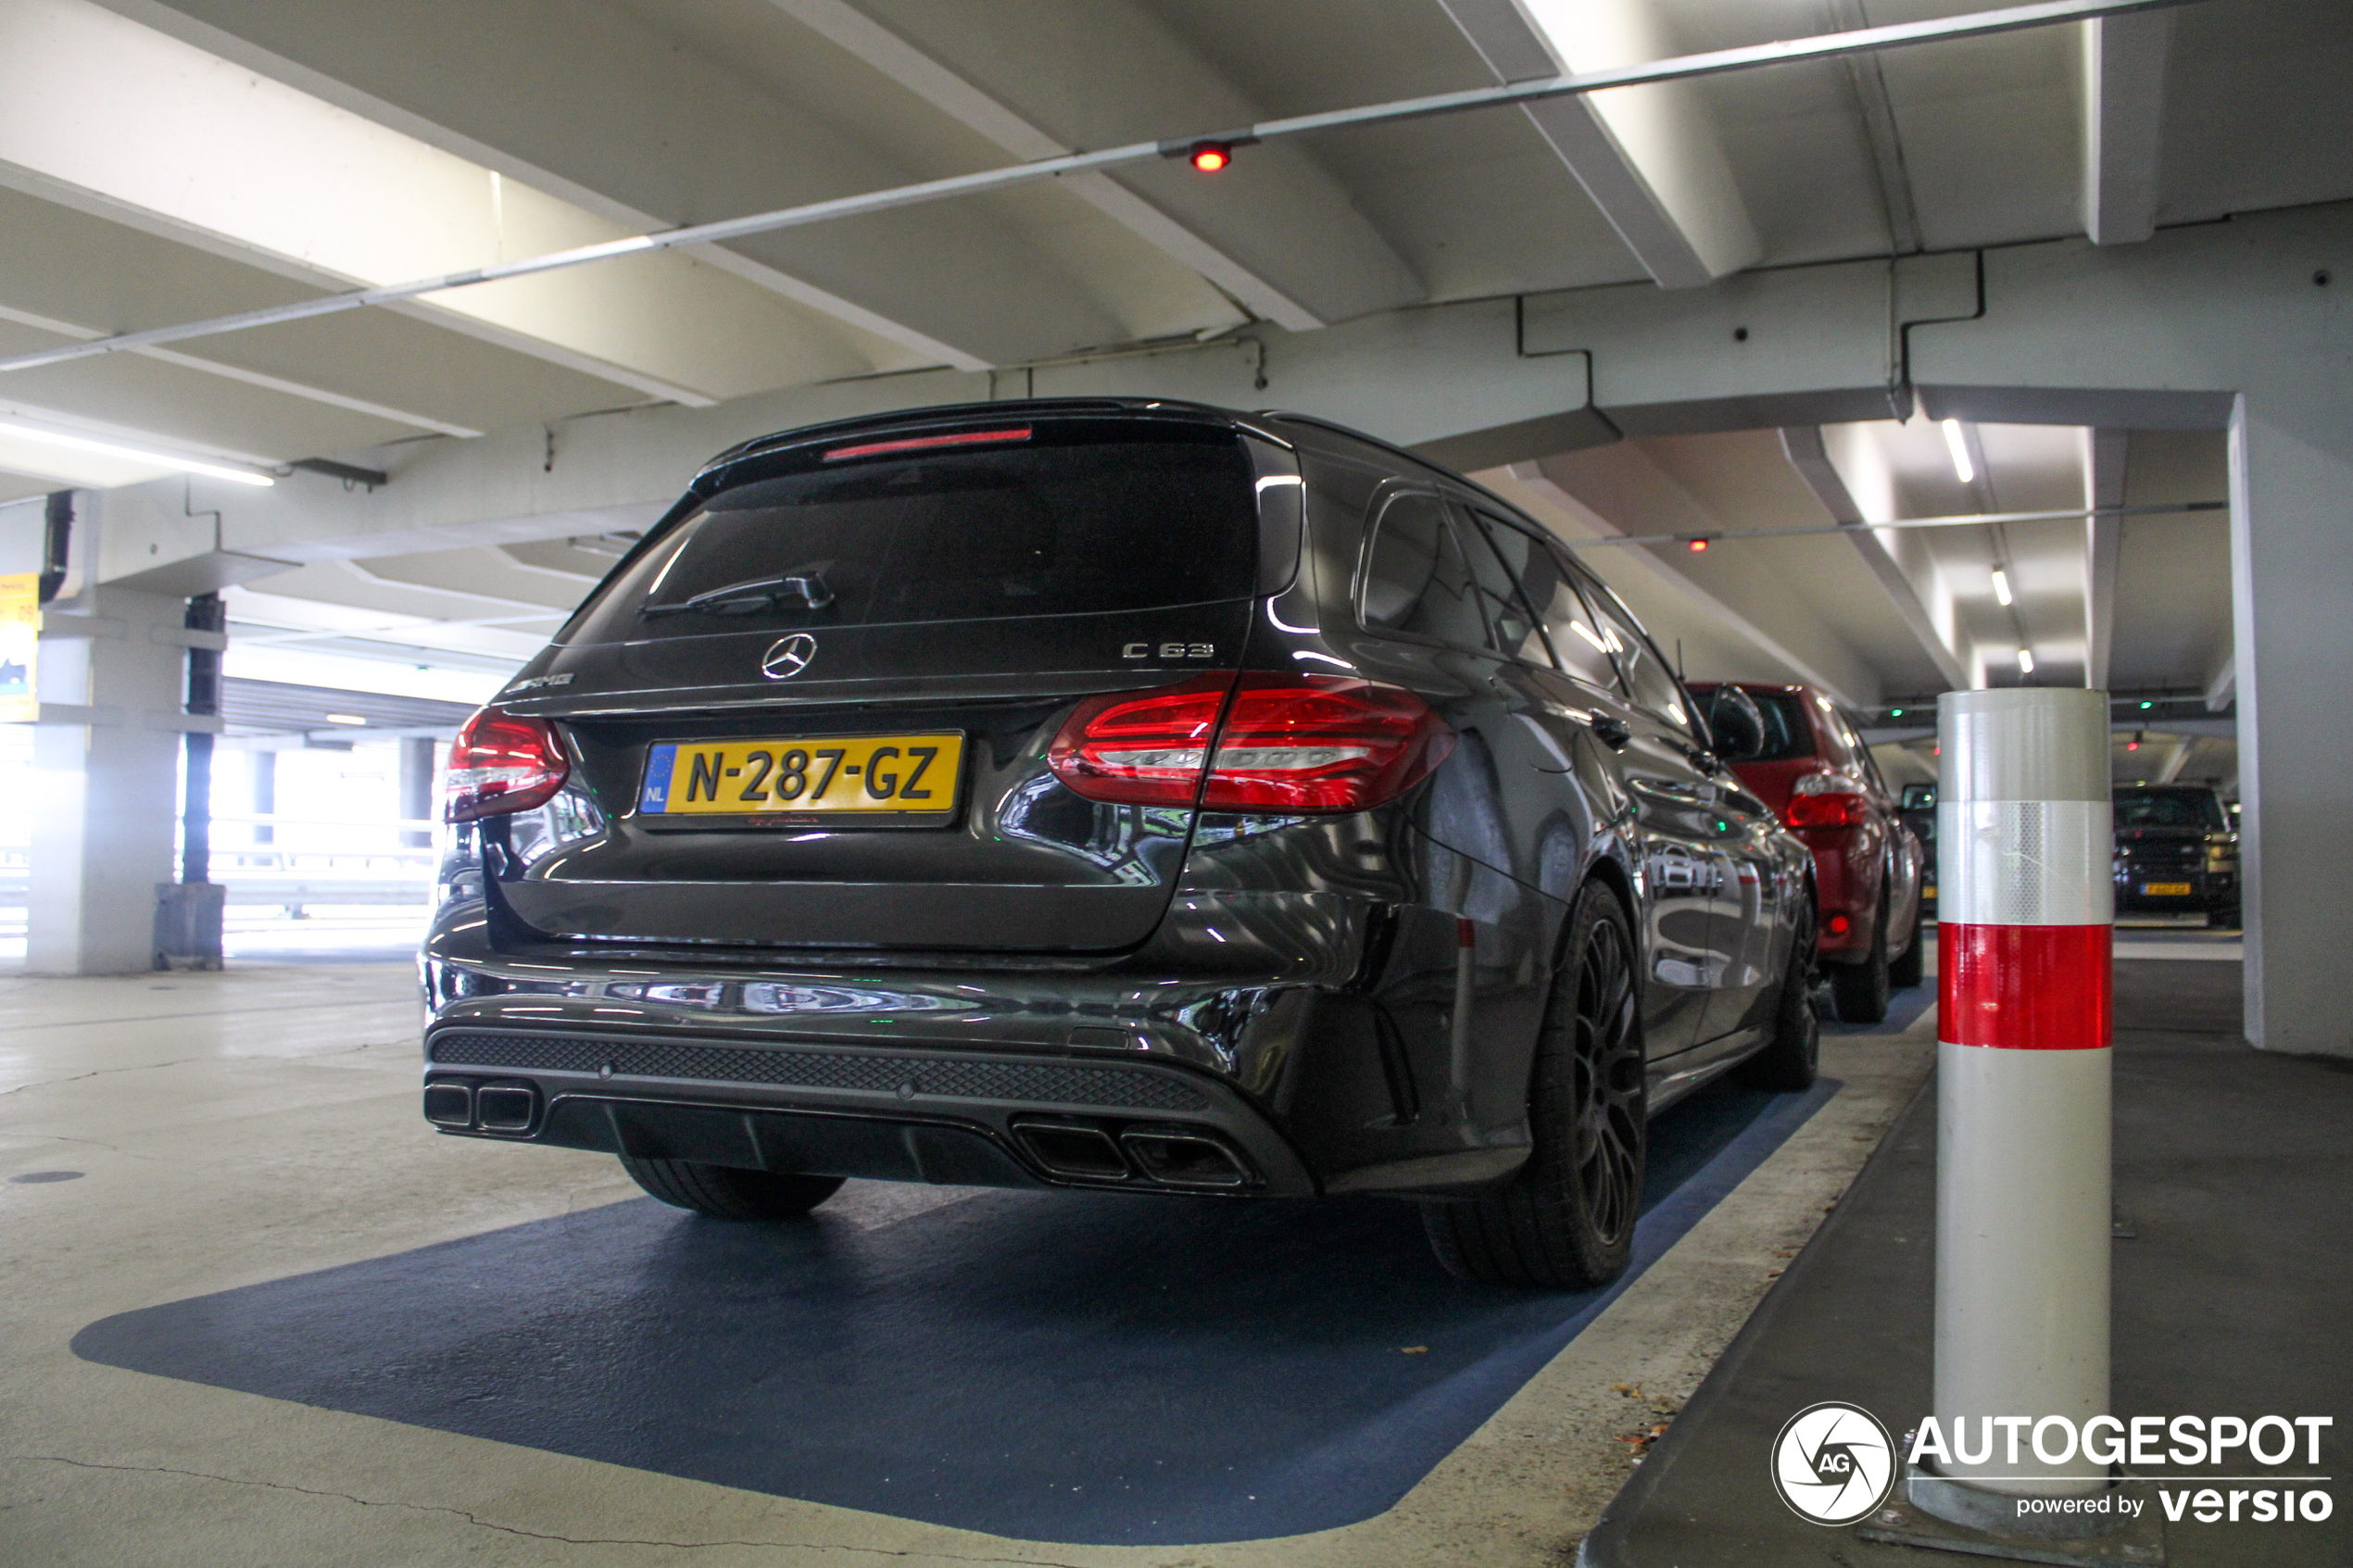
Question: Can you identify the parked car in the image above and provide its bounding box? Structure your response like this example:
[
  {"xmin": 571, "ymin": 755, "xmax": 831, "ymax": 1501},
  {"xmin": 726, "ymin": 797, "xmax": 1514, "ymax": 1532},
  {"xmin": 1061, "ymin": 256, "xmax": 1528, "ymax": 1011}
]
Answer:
[
  {"xmin": 420, "ymin": 398, "xmax": 1818, "ymax": 1290},
  {"xmin": 1897, "ymin": 783, "xmax": 1937, "ymax": 911},
  {"xmin": 2113, "ymin": 783, "xmax": 2239, "ymax": 928},
  {"xmin": 1686, "ymin": 683, "xmax": 1926, "ymax": 1022}
]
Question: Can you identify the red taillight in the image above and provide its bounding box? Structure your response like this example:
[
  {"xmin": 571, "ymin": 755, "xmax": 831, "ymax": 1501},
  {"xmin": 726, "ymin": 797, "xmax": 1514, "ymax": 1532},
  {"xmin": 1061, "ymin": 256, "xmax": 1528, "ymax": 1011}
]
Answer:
[
  {"xmin": 1046, "ymin": 675, "xmax": 1229, "ymax": 808},
  {"xmin": 444, "ymin": 707, "xmax": 569, "ymax": 822},
  {"xmin": 1783, "ymin": 788, "xmax": 1869, "ymax": 829},
  {"xmin": 1047, "ymin": 672, "xmax": 1455, "ymax": 814}
]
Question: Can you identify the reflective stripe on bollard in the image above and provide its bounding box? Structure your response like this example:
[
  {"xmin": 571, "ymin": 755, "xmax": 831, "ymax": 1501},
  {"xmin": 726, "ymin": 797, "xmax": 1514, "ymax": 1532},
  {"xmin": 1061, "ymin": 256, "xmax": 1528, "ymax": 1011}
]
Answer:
[{"xmin": 1927, "ymin": 689, "xmax": 2113, "ymax": 1507}]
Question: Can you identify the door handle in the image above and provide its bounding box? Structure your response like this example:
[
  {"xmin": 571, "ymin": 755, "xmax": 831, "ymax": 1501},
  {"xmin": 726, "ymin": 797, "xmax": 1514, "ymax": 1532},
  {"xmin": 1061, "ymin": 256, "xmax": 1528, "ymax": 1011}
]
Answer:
[{"xmin": 1591, "ymin": 712, "xmax": 1631, "ymax": 749}]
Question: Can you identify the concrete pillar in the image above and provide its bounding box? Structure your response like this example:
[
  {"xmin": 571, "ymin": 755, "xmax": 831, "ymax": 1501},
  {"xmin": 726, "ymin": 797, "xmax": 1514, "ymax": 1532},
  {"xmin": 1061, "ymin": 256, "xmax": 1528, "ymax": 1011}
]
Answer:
[
  {"xmin": 28, "ymin": 584, "xmax": 190, "ymax": 974},
  {"xmin": 399, "ymin": 736, "xmax": 437, "ymax": 847},
  {"xmin": 2230, "ymin": 393, "xmax": 2353, "ymax": 1059}
]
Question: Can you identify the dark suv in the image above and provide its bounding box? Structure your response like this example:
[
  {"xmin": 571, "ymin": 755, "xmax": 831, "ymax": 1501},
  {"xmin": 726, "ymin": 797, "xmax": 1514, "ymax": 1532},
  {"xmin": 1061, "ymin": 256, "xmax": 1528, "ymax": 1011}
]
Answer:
[
  {"xmin": 420, "ymin": 399, "xmax": 1816, "ymax": 1288},
  {"xmin": 2113, "ymin": 784, "xmax": 2239, "ymax": 927}
]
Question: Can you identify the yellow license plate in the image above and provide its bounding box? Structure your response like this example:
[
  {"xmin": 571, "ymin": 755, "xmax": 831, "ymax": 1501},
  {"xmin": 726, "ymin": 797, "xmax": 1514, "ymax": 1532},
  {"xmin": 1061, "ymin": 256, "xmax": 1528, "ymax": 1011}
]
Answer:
[
  {"xmin": 639, "ymin": 733, "xmax": 963, "ymax": 826},
  {"xmin": 2142, "ymin": 882, "xmax": 2194, "ymax": 897}
]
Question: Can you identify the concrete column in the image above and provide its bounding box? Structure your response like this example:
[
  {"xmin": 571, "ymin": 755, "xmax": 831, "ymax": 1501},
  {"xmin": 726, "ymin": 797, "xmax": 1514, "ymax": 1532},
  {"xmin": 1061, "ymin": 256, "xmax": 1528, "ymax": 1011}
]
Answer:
[
  {"xmin": 2230, "ymin": 391, "xmax": 2353, "ymax": 1059},
  {"xmin": 399, "ymin": 736, "xmax": 437, "ymax": 847},
  {"xmin": 28, "ymin": 584, "xmax": 189, "ymax": 974}
]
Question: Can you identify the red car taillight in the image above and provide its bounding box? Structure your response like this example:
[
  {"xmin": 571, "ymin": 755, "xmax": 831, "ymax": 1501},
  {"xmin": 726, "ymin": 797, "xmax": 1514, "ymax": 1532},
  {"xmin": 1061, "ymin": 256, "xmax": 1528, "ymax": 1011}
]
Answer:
[
  {"xmin": 1781, "ymin": 771, "xmax": 1870, "ymax": 830},
  {"xmin": 1047, "ymin": 672, "xmax": 1455, "ymax": 814},
  {"xmin": 444, "ymin": 707, "xmax": 570, "ymax": 822}
]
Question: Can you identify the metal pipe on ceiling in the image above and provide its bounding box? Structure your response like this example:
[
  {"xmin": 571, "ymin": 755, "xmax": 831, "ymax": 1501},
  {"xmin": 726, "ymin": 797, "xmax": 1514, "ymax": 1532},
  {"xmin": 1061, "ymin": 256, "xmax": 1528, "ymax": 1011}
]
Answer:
[
  {"xmin": 0, "ymin": 0, "xmax": 2201, "ymax": 381},
  {"xmin": 1558, "ymin": 500, "xmax": 2227, "ymax": 549}
]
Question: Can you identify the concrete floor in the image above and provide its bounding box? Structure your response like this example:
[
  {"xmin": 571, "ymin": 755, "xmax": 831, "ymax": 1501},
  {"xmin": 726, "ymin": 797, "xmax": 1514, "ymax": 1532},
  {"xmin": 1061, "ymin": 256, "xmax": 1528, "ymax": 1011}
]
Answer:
[
  {"xmin": 1581, "ymin": 952, "xmax": 2350, "ymax": 1567},
  {"xmin": 1, "ymin": 961, "xmax": 1931, "ymax": 1566}
]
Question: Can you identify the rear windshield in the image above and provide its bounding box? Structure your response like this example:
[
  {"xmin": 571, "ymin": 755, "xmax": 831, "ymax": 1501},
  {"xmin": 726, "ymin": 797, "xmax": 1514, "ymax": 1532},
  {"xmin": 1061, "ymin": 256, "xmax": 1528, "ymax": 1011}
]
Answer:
[
  {"xmin": 560, "ymin": 423, "xmax": 1256, "ymax": 645},
  {"xmin": 1745, "ymin": 688, "xmax": 1818, "ymax": 761},
  {"xmin": 2116, "ymin": 791, "xmax": 2226, "ymax": 830}
]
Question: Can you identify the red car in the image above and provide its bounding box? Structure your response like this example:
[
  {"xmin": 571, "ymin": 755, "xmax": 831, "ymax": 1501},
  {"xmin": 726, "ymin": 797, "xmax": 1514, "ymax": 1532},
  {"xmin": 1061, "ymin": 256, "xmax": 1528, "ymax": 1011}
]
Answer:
[{"xmin": 1692, "ymin": 683, "xmax": 1927, "ymax": 1022}]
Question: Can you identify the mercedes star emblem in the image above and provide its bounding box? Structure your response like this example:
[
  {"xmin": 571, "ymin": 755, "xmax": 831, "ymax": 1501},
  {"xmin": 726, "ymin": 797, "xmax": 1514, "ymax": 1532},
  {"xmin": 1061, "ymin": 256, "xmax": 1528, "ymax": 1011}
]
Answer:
[{"xmin": 761, "ymin": 633, "xmax": 818, "ymax": 680}]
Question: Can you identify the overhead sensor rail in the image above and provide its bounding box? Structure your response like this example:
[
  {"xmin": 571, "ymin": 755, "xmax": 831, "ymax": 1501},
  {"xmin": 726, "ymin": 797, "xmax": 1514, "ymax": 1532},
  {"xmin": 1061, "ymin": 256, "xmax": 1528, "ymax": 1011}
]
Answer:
[
  {"xmin": 1560, "ymin": 500, "xmax": 2227, "ymax": 550},
  {"xmin": 0, "ymin": 0, "xmax": 2198, "ymax": 381}
]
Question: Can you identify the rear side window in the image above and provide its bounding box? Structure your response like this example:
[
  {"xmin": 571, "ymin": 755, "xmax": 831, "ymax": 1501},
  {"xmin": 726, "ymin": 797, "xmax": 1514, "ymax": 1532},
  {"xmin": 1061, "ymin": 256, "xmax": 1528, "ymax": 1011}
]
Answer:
[
  {"xmin": 1584, "ymin": 587, "xmax": 1692, "ymax": 734},
  {"xmin": 560, "ymin": 424, "xmax": 1256, "ymax": 645},
  {"xmin": 1359, "ymin": 490, "xmax": 1490, "ymax": 650},
  {"xmin": 1523, "ymin": 545, "xmax": 1620, "ymax": 692},
  {"xmin": 1743, "ymin": 689, "xmax": 1818, "ymax": 761},
  {"xmin": 1459, "ymin": 508, "xmax": 1559, "ymax": 667}
]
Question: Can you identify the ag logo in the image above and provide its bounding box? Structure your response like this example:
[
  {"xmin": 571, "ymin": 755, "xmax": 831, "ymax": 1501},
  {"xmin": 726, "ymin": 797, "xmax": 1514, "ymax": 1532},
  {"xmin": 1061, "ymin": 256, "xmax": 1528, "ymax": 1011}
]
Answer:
[
  {"xmin": 1770, "ymin": 1401, "xmax": 1897, "ymax": 1524},
  {"xmin": 761, "ymin": 633, "xmax": 818, "ymax": 681}
]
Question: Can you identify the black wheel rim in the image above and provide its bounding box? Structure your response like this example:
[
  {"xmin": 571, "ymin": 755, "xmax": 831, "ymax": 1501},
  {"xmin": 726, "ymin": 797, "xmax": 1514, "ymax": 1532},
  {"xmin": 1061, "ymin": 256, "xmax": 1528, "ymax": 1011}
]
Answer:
[{"xmin": 1570, "ymin": 916, "xmax": 1643, "ymax": 1244}]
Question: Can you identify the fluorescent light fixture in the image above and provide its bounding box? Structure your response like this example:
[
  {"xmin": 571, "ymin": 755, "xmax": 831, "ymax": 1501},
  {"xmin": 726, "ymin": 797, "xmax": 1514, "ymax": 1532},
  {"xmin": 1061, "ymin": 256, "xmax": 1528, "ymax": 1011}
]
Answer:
[
  {"xmin": 1941, "ymin": 419, "xmax": 1975, "ymax": 484},
  {"xmin": 323, "ymin": 712, "xmax": 369, "ymax": 725},
  {"xmin": 2017, "ymin": 648, "xmax": 2036, "ymax": 674},
  {"xmin": 0, "ymin": 419, "xmax": 273, "ymax": 485},
  {"xmin": 1992, "ymin": 568, "xmax": 2013, "ymax": 606}
]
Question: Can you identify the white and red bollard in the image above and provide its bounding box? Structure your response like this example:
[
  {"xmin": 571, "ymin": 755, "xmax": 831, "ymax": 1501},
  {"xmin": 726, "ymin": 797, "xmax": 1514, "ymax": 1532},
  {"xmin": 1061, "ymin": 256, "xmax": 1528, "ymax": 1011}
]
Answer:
[{"xmin": 1923, "ymin": 688, "xmax": 2113, "ymax": 1514}]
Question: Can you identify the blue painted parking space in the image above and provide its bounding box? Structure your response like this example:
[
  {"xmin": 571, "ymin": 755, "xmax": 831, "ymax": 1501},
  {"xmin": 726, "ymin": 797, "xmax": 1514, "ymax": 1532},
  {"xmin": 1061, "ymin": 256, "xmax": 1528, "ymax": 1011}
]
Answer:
[{"xmin": 74, "ymin": 1076, "xmax": 1835, "ymax": 1546}]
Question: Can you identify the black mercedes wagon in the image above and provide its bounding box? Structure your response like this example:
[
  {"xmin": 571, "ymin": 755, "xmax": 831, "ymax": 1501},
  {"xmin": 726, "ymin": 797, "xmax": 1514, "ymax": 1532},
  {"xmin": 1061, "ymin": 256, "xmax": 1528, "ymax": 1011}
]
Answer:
[{"xmin": 420, "ymin": 399, "xmax": 1818, "ymax": 1287}]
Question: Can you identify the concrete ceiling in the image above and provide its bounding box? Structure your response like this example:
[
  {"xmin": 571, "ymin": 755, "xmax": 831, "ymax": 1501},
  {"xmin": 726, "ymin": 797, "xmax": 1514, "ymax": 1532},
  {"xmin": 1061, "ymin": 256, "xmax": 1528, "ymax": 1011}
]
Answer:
[{"xmin": 0, "ymin": 0, "xmax": 2333, "ymax": 688}]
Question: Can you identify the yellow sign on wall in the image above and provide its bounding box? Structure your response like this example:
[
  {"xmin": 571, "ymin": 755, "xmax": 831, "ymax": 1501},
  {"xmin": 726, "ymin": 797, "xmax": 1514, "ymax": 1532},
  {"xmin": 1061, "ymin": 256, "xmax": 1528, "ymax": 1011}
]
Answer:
[{"xmin": 0, "ymin": 572, "xmax": 39, "ymax": 723}]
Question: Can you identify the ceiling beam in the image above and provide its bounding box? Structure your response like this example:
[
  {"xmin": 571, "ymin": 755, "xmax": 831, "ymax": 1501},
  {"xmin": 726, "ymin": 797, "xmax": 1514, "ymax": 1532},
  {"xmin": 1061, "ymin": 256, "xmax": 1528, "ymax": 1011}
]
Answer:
[
  {"xmin": 6, "ymin": 0, "xmax": 898, "ymax": 404},
  {"xmin": 0, "ymin": 301, "xmax": 481, "ymax": 439},
  {"xmin": 1787, "ymin": 424, "xmax": 1972, "ymax": 690},
  {"xmin": 1436, "ymin": 0, "xmax": 1760, "ymax": 288},
  {"xmin": 2083, "ymin": 427, "xmax": 2127, "ymax": 688},
  {"xmin": 1499, "ymin": 457, "xmax": 1874, "ymax": 708},
  {"xmin": 2081, "ymin": 11, "xmax": 2173, "ymax": 245},
  {"xmin": 2154, "ymin": 734, "xmax": 2197, "ymax": 783},
  {"xmin": 765, "ymin": 0, "xmax": 1323, "ymax": 332},
  {"xmin": 1826, "ymin": 0, "xmax": 1922, "ymax": 255},
  {"xmin": 93, "ymin": 0, "xmax": 1166, "ymax": 370},
  {"xmin": 2204, "ymin": 650, "xmax": 2235, "ymax": 712}
]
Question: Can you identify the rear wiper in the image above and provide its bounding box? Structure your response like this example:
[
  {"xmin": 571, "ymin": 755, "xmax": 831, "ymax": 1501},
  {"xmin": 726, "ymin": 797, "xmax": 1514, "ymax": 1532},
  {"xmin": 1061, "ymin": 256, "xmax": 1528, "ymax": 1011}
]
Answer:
[{"xmin": 641, "ymin": 571, "xmax": 834, "ymax": 619}]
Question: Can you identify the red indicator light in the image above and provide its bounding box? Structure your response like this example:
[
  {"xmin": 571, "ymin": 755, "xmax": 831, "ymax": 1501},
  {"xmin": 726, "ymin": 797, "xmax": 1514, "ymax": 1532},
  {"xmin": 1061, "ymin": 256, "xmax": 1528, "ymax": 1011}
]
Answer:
[
  {"xmin": 1189, "ymin": 142, "xmax": 1232, "ymax": 173},
  {"xmin": 1687, "ymin": 537, "xmax": 1710, "ymax": 553},
  {"xmin": 823, "ymin": 426, "xmax": 1032, "ymax": 462},
  {"xmin": 1827, "ymin": 913, "xmax": 1853, "ymax": 936}
]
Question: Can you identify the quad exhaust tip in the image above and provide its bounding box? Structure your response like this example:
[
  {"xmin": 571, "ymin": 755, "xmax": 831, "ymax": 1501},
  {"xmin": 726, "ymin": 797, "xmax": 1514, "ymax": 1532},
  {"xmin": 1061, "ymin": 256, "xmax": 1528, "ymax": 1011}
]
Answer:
[
  {"xmin": 422, "ymin": 1082, "xmax": 473, "ymax": 1127},
  {"xmin": 474, "ymin": 1083, "xmax": 537, "ymax": 1132},
  {"xmin": 1120, "ymin": 1126, "xmax": 1250, "ymax": 1189},
  {"xmin": 1013, "ymin": 1120, "xmax": 1129, "ymax": 1181},
  {"xmin": 423, "ymin": 1078, "xmax": 537, "ymax": 1133},
  {"xmin": 1011, "ymin": 1117, "xmax": 1252, "ymax": 1189}
]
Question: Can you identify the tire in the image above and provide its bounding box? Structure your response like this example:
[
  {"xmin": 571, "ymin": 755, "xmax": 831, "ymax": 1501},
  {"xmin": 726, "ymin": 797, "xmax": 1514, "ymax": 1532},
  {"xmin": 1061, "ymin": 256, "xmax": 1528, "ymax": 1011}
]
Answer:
[
  {"xmin": 1830, "ymin": 886, "xmax": 1893, "ymax": 1023},
  {"xmin": 1887, "ymin": 884, "xmax": 1925, "ymax": 990},
  {"xmin": 1741, "ymin": 900, "xmax": 1820, "ymax": 1091},
  {"xmin": 1420, "ymin": 884, "xmax": 1645, "ymax": 1290},
  {"xmin": 619, "ymin": 1156, "xmax": 844, "ymax": 1220}
]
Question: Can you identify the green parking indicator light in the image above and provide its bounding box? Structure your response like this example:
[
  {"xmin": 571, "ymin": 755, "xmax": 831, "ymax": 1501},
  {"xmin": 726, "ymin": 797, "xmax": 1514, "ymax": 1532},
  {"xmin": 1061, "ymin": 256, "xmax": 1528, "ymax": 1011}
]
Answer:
[{"xmin": 2140, "ymin": 700, "xmax": 2153, "ymax": 709}]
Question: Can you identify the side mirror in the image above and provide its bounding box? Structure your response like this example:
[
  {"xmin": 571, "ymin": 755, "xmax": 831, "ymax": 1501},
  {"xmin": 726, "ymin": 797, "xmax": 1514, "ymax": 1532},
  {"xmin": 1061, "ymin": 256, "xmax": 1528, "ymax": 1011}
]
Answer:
[{"xmin": 1702, "ymin": 684, "xmax": 1768, "ymax": 762}]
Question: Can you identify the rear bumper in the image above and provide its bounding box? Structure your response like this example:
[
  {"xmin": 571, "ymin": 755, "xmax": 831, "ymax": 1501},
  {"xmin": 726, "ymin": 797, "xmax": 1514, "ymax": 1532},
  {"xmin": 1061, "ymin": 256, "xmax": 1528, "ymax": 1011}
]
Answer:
[
  {"xmin": 1799, "ymin": 828, "xmax": 1876, "ymax": 960},
  {"xmin": 423, "ymin": 1024, "xmax": 1314, "ymax": 1196},
  {"xmin": 417, "ymin": 868, "xmax": 1558, "ymax": 1201}
]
